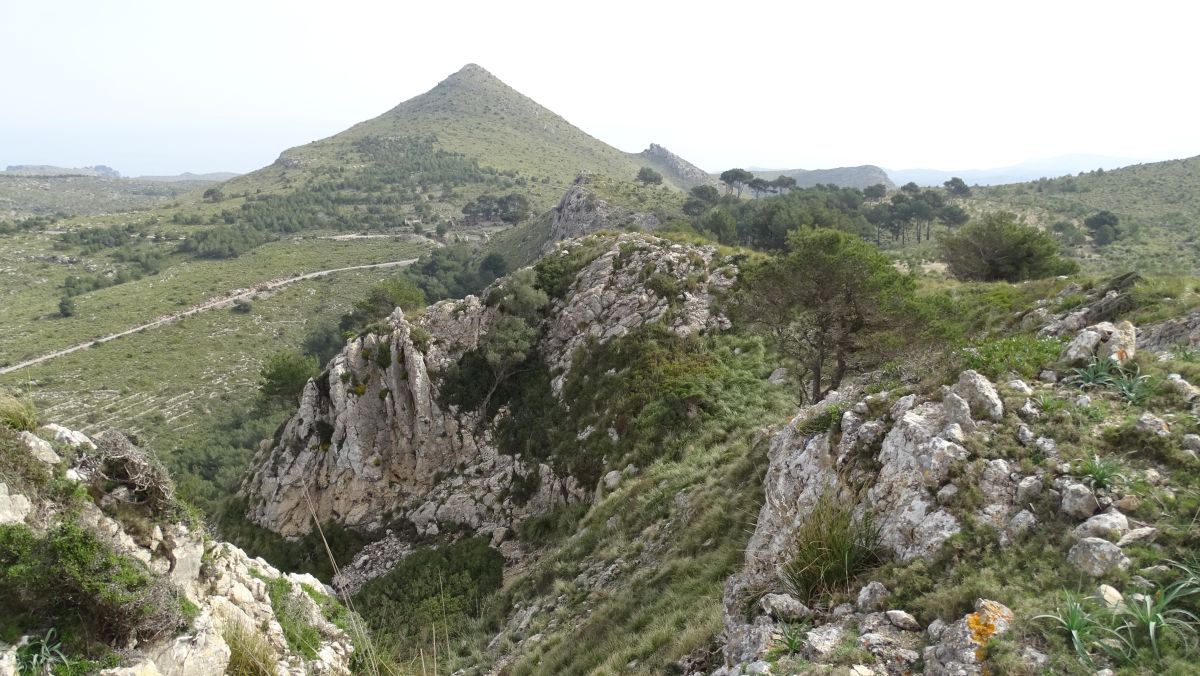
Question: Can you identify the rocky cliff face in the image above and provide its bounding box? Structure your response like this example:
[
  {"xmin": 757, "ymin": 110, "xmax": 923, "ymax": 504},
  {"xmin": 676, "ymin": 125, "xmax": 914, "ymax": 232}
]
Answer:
[
  {"xmin": 542, "ymin": 174, "xmax": 664, "ymax": 252},
  {"xmin": 242, "ymin": 234, "xmax": 737, "ymax": 550},
  {"xmin": 638, "ymin": 143, "xmax": 717, "ymax": 190},
  {"xmin": 712, "ymin": 306, "xmax": 1199, "ymax": 674},
  {"xmin": 0, "ymin": 425, "xmax": 351, "ymax": 676}
]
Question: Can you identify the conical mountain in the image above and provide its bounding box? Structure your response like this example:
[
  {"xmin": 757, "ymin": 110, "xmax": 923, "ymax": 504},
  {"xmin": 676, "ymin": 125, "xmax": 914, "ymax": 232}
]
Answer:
[{"xmin": 229, "ymin": 64, "xmax": 705, "ymax": 201}]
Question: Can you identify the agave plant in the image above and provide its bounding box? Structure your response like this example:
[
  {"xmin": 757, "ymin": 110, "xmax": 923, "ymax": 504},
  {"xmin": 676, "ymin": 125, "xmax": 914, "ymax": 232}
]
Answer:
[
  {"xmin": 1110, "ymin": 366, "xmax": 1152, "ymax": 405},
  {"xmin": 1065, "ymin": 358, "xmax": 1117, "ymax": 390},
  {"xmin": 1035, "ymin": 593, "xmax": 1103, "ymax": 667},
  {"xmin": 1078, "ymin": 454, "xmax": 1126, "ymax": 490},
  {"xmin": 1108, "ymin": 581, "xmax": 1200, "ymax": 660}
]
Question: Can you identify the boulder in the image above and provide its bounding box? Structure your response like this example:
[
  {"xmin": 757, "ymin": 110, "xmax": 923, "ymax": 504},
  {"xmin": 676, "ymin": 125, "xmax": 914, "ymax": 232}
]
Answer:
[
  {"xmin": 145, "ymin": 609, "xmax": 230, "ymax": 676},
  {"xmin": 19, "ymin": 431, "xmax": 60, "ymax": 465},
  {"xmin": 805, "ymin": 624, "xmax": 845, "ymax": 660},
  {"xmin": 1060, "ymin": 483, "xmax": 1097, "ymax": 520},
  {"xmin": 1136, "ymin": 412, "xmax": 1170, "ymax": 436},
  {"xmin": 950, "ymin": 371, "xmax": 1004, "ymax": 421},
  {"xmin": 885, "ymin": 609, "xmax": 921, "ymax": 631},
  {"xmin": 922, "ymin": 599, "xmax": 1014, "ymax": 675},
  {"xmin": 758, "ymin": 593, "xmax": 811, "ymax": 621},
  {"xmin": 1072, "ymin": 510, "xmax": 1129, "ymax": 541},
  {"xmin": 857, "ymin": 581, "xmax": 890, "ymax": 612},
  {"xmin": 1068, "ymin": 538, "xmax": 1131, "ymax": 577},
  {"xmin": 1097, "ymin": 321, "xmax": 1137, "ymax": 364},
  {"xmin": 1061, "ymin": 328, "xmax": 1103, "ymax": 364},
  {"xmin": 40, "ymin": 423, "xmax": 95, "ymax": 449},
  {"xmin": 1116, "ymin": 527, "xmax": 1158, "ymax": 547},
  {"xmin": 0, "ymin": 483, "xmax": 32, "ymax": 525}
]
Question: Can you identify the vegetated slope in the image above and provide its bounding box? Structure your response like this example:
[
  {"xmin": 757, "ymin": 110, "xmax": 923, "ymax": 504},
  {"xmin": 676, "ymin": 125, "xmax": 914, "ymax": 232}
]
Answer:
[
  {"xmin": 229, "ymin": 214, "xmax": 1200, "ymax": 674},
  {"xmin": 0, "ymin": 421, "xmax": 355, "ymax": 674},
  {"xmin": 0, "ymin": 174, "xmax": 212, "ymax": 218},
  {"xmin": 973, "ymin": 155, "xmax": 1200, "ymax": 273},
  {"xmin": 226, "ymin": 64, "xmax": 694, "ymax": 204},
  {"xmin": 750, "ymin": 165, "xmax": 895, "ymax": 190}
]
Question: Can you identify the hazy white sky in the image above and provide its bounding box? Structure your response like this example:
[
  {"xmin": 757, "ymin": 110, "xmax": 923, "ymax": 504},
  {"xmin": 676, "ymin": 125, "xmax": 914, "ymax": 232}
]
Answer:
[{"xmin": 3, "ymin": 0, "xmax": 1198, "ymax": 176}]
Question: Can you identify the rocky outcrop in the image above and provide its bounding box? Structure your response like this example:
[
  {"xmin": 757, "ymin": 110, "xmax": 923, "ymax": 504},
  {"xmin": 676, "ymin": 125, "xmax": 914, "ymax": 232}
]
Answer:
[
  {"xmin": 543, "ymin": 175, "xmax": 663, "ymax": 252},
  {"xmin": 715, "ymin": 371, "xmax": 1061, "ymax": 671},
  {"xmin": 637, "ymin": 144, "xmax": 717, "ymax": 189},
  {"xmin": 243, "ymin": 234, "xmax": 736, "ymax": 550},
  {"xmin": 1060, "ymin": 320, "xmax": 1136, "ymax": 364},
  {"xmin": 0, "ymin": 425, "xmax": 351, "ymax": 676}
]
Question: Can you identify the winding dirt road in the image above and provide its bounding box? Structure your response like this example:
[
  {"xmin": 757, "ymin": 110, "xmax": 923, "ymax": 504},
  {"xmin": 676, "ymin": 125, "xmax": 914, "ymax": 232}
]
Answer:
[{"xmin": 0, "ymin": 258, "xmax": 418, "ymax": 376}]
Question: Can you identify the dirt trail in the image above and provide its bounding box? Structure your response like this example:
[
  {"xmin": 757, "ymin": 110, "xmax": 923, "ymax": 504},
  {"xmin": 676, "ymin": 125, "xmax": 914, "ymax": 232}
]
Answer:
[{"xmin": 0, "ymin": 259, "xmax": 417, "ymax": 376}]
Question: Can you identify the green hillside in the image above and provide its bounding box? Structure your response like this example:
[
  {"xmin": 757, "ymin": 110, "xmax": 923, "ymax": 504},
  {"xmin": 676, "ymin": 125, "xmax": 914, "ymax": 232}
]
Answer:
[
  {"xmin": 226, "ymin": 64, "xmax": 689, "ymax": 210},
  {"xmin": 973, "ymin": 155, "xmax": 1200, "ymax": 273}
]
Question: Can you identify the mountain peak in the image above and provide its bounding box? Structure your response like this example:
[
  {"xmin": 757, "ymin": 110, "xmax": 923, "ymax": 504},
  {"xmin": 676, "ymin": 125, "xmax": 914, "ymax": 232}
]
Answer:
[{"xmin": 438, "ymin": 63, "xmax": 504, "ymax": 89}]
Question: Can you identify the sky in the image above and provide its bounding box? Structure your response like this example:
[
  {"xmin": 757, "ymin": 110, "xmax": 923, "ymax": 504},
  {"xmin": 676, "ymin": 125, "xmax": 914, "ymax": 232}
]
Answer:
[{"xmin": 3, "ymin": 0, "xmax": 1199, "ymax": 176}]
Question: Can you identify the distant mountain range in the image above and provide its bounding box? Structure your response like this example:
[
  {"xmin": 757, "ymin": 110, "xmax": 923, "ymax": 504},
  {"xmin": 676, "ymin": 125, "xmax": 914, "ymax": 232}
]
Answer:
[
  {"xmin": 2, "ymin": 165, "xmax": 237, "ymax": 183},
  {"xmin": 135, "ymin": 171, "xmax": 240, "ymax": 183},
  {"xmin": 747, "ymin": 165, "xmax": 894, "ymax": 190},
  {"xmin": 4, "ymin": 164, "xmax": 121, "ymax": 178},
  {"xmin": 887, "ymin": 154, "xmax": 1146, "ymax": 187}
]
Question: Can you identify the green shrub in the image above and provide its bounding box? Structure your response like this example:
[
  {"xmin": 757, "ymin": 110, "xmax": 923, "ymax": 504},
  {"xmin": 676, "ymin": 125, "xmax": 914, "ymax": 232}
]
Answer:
[
  {"xmin": 0, "ymin": 426, "xmax": 52, "ymax": 498},
  {"xmin": 939, "ymin": 212, "xmax": 1079, "ymax": 282},
  {"xmin": 780, "ymin": 492, "xmax": 883, "ymax": 604},
  {"xmin": 353, "ymin": 537, "xmax": 503, "ymax": 657},
  {"xmin": 0, "ymin": 521, "xmax": 184, "ymax": 647},
  {"xmin": 258, "ymin": 351, "xmax": 318, "ymax": 405},
  {"xmin": 374, "ymin": 343, "xmax": 392, "ymax": 369},
  {"xmin": 961, "ymin": 336, "xmax": 1062, "ymax": 380},
  {"xmin": 0, "ymin": 395, "xmax": 39, "ymax": 432},
  {"xmin": 259, "ymin": 575, "xmax": 320, "ymax": 659},
  {"xmin": 14, "ymin": 628, "xmax": 69, "ymax": 675}
]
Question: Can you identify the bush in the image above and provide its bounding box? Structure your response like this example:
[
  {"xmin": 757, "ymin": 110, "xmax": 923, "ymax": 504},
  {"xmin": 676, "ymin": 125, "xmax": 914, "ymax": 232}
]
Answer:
[
  {"xmin": 0, "ymin": 521, "xmax": 185, "ymax": 647},
  {"xmin": 781, "ymin": 491, "xmax": 882, "ymax": 604},
  {"xmin": 0, "ymin": 395, "xmax": 39, "ymax": 432},
  {"xmin": 259, "ymin": 575, "xmax": 320, "ymax": 659},
  {"xmin": 258, "ymin": 351, "xmax": 318, "ymax": 405},
  {"xmin": 353, "ymin": 537, "xmax": 503, "ymax": 656},
  {"xmin": 939, "ymin": 212, "xmax": 1079, "ymax": 282},
  {"xmin": 961, "ymin": 336, "xmax": 1063, "ymax": 379}
]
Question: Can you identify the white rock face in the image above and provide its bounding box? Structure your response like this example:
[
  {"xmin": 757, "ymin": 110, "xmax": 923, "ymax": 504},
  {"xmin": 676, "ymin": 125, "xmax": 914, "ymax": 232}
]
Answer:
[
  {"xmin": 242, "ymin": 234, "xmax": 736, "ymax": 544},
  {"xmin": 8, "ymin": 424, "xmax": 353, "ymax": 676},
  {"xmin": 719, "ymin": 373, "xmax": 1018, "ymax": 666}
]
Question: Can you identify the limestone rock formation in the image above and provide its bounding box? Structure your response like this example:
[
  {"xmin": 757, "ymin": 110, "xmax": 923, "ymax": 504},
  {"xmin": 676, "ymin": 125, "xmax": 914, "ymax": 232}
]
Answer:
[
  {"xmin": 542, "ymin": 174, "xmax": 663, "ymax": 252},
  {"xmin": 243, "ymin": 234, "xmax": 736, "ymax": 553},
  {"xmin": 0, "ymin": 425, "xmax": 351, "ymax": 676},
  {"xmin": 637, "ymin": 143, "xmax": 718, "ymax": 189}
]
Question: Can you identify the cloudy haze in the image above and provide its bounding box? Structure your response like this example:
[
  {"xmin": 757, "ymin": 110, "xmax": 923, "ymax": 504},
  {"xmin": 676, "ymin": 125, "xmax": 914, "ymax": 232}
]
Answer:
[{"xmin": 3, "ymin": 0, "xmax": 1198, "ymax": 176}]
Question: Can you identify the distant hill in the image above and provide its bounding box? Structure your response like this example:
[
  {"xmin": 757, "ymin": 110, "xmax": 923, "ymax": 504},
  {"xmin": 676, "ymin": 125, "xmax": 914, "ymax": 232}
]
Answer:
[
  {"xmin": 637, "ymin": 143, "xmax": 716, "ymax": 189},
  {"xmin": 0, "ymin": 174, "xmax": 212, "ymax": 219},
  {"xmin": 890, "ymin": 154, "xmax": 1143, "ymax": 187},
  {"xmin": 747, "ymin": 165, "xmax": 894, "ymax": 190},
  {"xmin": 226, "ymin": 64, "xmax": 697, "ymax": 209},
  {"xmin": 4, "ymin": 164, "xmax": 120, "ymax": 178},
  {"xmin": 135, "ymin": 171, "xmax": 239, "ymax": 183},
  {"xmin": 972, "ymin": 155, "xmax": 1200, "ymax": 273}
]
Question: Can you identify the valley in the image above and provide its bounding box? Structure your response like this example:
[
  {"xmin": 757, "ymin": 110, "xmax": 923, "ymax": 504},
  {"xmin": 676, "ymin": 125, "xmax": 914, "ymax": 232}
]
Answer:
[{"xmin": 2, "ymin": 60, "xmax": 1200, "ymax": 676}]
